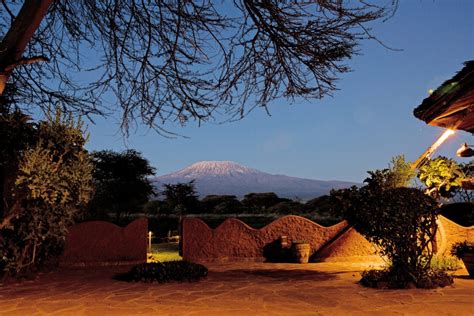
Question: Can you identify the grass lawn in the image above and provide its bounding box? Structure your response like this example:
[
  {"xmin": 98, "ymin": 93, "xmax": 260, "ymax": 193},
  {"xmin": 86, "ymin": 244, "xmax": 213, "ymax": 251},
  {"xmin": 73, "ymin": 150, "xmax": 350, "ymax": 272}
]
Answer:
[{"xmin": 148, "ymin": 242, "xmax": 181, "ymax": 262}]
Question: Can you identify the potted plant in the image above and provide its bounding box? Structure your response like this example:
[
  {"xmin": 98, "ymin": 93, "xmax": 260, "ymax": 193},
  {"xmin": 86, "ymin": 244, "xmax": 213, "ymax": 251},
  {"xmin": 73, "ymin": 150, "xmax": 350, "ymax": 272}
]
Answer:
[
  {"xmin": 451, "ymin": 241, "xmax": 474, "ymax": 277},
  {"xmin": 291, "ymin": 241, "xmax": 310, "ymax": 264}
]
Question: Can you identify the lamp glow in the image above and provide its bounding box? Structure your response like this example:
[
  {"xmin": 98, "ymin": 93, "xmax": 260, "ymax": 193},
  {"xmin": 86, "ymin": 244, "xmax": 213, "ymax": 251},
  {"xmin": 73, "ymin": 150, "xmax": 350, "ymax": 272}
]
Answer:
[{"xmin": 412, "ymin": 129, "xmax": 455, "ymax": 169}]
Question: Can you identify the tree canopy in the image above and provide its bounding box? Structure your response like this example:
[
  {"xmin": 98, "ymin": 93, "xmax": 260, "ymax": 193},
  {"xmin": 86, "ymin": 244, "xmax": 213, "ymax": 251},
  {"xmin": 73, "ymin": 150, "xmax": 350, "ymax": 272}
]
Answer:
[
  {"xmin": 88, "ymin": 149, "xmax": 156, "ymax": 221},
  {"xmin": 162, "ymin": 181, "xmax": 199, "ymax": 216},
  {"xmin": 0, "ymin": 1, "xmax": 398, "ymax": 135}
]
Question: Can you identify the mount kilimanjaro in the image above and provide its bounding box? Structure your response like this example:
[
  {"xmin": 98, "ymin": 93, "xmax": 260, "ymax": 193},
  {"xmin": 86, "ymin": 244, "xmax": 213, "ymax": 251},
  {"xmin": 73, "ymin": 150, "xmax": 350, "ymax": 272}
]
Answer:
[{"xmin": 151, "ymin": 161, "xmax": 358, "ymax": 200}]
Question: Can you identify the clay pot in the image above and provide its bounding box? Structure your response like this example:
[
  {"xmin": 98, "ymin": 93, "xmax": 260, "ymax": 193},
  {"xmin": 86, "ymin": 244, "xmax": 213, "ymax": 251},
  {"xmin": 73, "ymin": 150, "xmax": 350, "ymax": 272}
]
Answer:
[{"xmin": 291, "ymin": 242, "xmax": 310, "ymax": 264}]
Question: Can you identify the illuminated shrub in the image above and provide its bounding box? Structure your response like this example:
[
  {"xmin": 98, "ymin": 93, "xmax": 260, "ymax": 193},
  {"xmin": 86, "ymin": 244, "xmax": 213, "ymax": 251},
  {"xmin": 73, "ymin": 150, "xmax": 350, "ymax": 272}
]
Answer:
[
  {"xmin": 0, "ymin": 109, "xmax": 93, "ymax": 279},
  {"xmin": 331, "ymin": 186, "xmax": 453, "ymax": 288}
]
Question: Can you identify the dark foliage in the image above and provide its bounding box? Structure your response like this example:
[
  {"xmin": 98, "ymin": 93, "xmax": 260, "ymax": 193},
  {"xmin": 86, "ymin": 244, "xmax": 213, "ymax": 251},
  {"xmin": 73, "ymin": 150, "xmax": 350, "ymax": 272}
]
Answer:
[
  {"xmin": 267, "ymin": 201, "xmax": 305, "ymax": 214},
  {"xmin": 200, "ymin": 195, "xmax": 245, "ymax": 215},
  {"xmin": 1, "ymin": 1, "xmax": 398, "ymax": 135},
  {"xmin": 118, "ymin": 261, "xmax": 208, "ymax": 283},
  {"xmin": 451, "ymin": 241, "xmax": 474, "ymax": 259},
  {"xmin": 360, "ymin": 268, "xmax": 453, "ymax": 289},
  {"xmin": 0, "ymin": 98, "xmax": 36, "ymax": 218},
  {"xmin": 454, "ymin": 161, "xmax": 474, "ymax": 202},
  {"xmin": 330, "ymin": 182, "xmax": 445, "ymax": 288},
  {"xmin": 143, "ymin": 200, "xmax": 173, "ymax": 218},
  {"xmin": 87, "ymin": 150, "xmax": 156, "ymax": 222},
  {"xmin": 162, "ymin": 181, "xmax": 200, "ymax": 216},
  {"xmin": 241, "ymin": 192, "xmax": 289, "ymax": 211}
]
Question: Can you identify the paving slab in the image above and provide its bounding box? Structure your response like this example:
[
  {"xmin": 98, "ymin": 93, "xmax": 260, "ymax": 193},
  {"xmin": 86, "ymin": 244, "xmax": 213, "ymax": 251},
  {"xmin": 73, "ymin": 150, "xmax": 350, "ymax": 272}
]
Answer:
[{"xmin": 0, "ymin": 261, "xmax": 472, "ymax": 315}]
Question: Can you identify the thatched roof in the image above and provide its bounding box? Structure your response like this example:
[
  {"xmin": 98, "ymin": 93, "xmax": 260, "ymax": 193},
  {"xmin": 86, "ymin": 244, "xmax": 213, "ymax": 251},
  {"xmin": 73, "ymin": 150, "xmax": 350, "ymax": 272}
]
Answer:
[{"xmin": 413, "ymin": 60, "xmax": 474, "ymax": 133}]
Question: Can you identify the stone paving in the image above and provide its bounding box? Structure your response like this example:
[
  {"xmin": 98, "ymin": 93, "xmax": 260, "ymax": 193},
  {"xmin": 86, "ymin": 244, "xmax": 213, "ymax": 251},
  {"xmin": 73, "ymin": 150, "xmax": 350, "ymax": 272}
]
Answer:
[{"xmin": 0, "ymin": 261, "xmax": 472, "ymax": 315}]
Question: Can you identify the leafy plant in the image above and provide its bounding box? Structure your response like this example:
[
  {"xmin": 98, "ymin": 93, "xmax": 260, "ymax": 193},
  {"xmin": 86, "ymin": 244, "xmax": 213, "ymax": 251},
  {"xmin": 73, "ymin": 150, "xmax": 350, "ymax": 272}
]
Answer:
[
  {"xmin": 364, "ymin": 155, "xmax": 416, "ymax": 190},
  {"xmin": 430, "ymin": 254, "xmax": 461, "ymax": 272},
  {"xmin": 118, "ymin": 261, "xmax": 208, "ymax": 283},
  {"xmin": 0, "ymin": 108, "xmax": 93, "ymax": 278},
  {"xmin": 418, "ymin": 157, "xmax": 465, "ymax": 199},
  {"xmin": 331, "ymin": 184, "xmax": 449, "ymax": 288},
  {"xmin": 453, "ymin": 160, "xmax": 474, "ymax": 203},
  {"xmin": 451, "ymin": 241, "xmax": 474, "ymax": 259}
]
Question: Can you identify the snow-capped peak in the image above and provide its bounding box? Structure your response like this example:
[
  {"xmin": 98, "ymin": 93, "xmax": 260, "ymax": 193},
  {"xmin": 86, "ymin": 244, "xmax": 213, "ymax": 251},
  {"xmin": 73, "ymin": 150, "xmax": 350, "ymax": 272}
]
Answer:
[{"xmin": 171, "ymin": 161, "xmax": 260, "ymax": 177}]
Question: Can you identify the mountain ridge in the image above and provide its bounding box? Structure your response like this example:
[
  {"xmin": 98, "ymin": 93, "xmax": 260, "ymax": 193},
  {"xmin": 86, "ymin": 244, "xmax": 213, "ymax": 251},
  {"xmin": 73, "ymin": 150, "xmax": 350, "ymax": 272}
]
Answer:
[{"xmin": 152, "ymin": 160, "xmax": 359, "ymax": 199}]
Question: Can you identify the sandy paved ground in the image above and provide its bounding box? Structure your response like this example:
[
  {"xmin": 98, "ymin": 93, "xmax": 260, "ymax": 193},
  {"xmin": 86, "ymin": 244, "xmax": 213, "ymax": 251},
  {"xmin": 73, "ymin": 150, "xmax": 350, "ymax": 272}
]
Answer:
[{"xmin": 0, "ymin": 261, "xmax": 472, "ymax": 315}]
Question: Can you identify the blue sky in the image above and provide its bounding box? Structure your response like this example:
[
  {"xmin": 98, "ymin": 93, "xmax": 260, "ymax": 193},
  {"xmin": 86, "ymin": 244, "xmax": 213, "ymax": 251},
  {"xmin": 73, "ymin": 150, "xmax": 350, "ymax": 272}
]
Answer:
[{"xmin": 83, "ymin": 0, "xmax": 473, "ymax": 182}]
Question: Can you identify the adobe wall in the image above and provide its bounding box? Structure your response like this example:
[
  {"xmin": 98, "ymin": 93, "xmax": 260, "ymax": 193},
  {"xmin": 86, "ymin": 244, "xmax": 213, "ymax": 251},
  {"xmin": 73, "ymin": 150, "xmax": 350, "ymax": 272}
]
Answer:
[
  {"xmin": 182, "ymin": 215, "xmax": 348, "ymax": 263},
  {"xmin": 437, "ymin": 215, "xmax": 474, "ymax": 257},
  {"xmin": 182, "ymin": 215, "xmax": 472, "ymax": 263},
  {"xmin": 60, "ymin": 218, "xmax": 147, "ymax": 266},
  {"xmin": 313, "ymin": 227, "xmax": 382, "ymax": 263}
]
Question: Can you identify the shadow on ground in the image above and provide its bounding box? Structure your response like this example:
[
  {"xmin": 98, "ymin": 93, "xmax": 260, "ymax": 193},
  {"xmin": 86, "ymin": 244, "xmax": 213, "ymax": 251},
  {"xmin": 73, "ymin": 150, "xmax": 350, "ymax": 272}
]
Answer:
[{"xmin": 209, "ymin": 268, "xmax": 341, "ymax": 281}]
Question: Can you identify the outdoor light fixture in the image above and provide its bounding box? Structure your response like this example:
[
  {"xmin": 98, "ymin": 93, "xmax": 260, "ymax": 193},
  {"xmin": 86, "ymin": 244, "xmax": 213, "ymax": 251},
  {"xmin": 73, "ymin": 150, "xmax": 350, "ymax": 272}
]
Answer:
[
  {"xmin": 412, "ymin": 129, "xmax": 455, "ymax": 169},
  {"xmin": 456, "ymin": 143, "xmax": 474, "ymax": 157}
]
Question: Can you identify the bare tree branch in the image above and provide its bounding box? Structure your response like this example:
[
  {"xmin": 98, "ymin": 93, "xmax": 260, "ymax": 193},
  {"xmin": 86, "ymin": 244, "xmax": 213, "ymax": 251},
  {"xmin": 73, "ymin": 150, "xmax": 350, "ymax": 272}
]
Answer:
[{"xmin": 0, "ymin": 0, "xmax": 398, "ymax": 135}]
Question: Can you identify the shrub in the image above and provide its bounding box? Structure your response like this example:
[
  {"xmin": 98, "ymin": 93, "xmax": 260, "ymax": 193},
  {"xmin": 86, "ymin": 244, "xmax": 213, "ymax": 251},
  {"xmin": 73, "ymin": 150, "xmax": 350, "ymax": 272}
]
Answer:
[
  {"xmin": 360, "ymin": 267, "xmax": 453, "ymax": 289},
  {"xmin": 0, "ymin": 109, "xmax": 93, "ymax": 279},
  {"xmin": 430, "ymin": 254, "xmax": 461, "ymax": 272},
  {"xmin": 331, "ymin": 185, "xmax": 451, "ymax": 288},
  {"xmin": 119, "ymin": 261, "xmax": 208, "ymax": 283},
  {"xmin": 418, "ymin": 157, "xmax": 465, "ymax": 199},
  {"xmin": 451, "ymin": 241, "xmax": 474, "ymax": 259}
]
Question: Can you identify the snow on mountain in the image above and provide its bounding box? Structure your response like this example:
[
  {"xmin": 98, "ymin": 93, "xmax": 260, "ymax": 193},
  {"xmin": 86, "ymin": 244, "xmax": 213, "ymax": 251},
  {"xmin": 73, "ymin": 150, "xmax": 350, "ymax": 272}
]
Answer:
[
  {"xmin": 171, "ymin": 161, "xmax": 260, "ymax": 177},
  {"xmin": 152, "ymin": 161, "xmax": 358, "ymax": 199}
]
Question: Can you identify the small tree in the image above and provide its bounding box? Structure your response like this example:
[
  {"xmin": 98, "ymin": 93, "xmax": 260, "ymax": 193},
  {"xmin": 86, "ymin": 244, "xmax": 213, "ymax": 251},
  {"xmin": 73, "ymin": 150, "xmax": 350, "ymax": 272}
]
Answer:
[
  {"xmin": 162, "ymin": 181, "xmax": 200, "ymax": 217},
  {"xmin": 0, "ymin": 109, "xmax": 93, "ymax": 278},
  {"xmin": 418, "ymin": 156, "xmax": 465, "ymax": 199},
  {"xmin": 364, "ymin": 155, "xmax": 415, "ymax": 190},
  {"xmin": 88, "ymin": 150, "xmax": 156, "ymax": 222},
  {"xmin": 331, "ymin": 185, "xmax": 448, "ymax": 288}
]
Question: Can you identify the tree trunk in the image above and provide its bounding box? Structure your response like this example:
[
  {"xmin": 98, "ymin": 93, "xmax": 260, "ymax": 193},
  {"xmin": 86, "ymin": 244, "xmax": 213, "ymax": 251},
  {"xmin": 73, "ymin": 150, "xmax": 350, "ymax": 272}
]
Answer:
[{"xmin": 0, "ymin": 0, "xmax": 52, "ymax": 95}]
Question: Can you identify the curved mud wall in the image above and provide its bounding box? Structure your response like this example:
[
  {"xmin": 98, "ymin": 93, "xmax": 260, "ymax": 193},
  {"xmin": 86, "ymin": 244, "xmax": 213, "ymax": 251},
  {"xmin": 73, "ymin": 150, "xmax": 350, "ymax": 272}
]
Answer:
[
  {"xmin": 61, "ymin": 218, "xmax": 147, "ymax": 266},
  {"xmin": 437, "ymin": 216, "xmax": 474, "ymax": 257},
  {"xmin": 183, "ymin": 215, "xmax": 472, "ymax": 263},
  {"xmin": 182, "ymin": 215, "xmax": 348, "ymax": 262},
  {"xmin": 313, "ymin": 227, "xmax": 381, "ymax": 262}
]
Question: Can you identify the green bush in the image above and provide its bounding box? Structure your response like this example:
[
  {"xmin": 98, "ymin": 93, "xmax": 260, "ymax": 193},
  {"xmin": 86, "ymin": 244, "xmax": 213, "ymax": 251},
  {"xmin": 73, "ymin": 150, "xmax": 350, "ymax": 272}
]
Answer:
[
  {"xmin": 331, "ymin": 185, "xmax": 451, "ymax": 288},
  {"xmin": 430, "ymin": 254, "xmax": 461, "ymax": 272},
  {"xmin": 119, "ymin": 261, "xmax": 208, "ymax": 283},
  {"xmin": 0, "ymin": 109, "xmax": 93, "ymax": 279}
]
